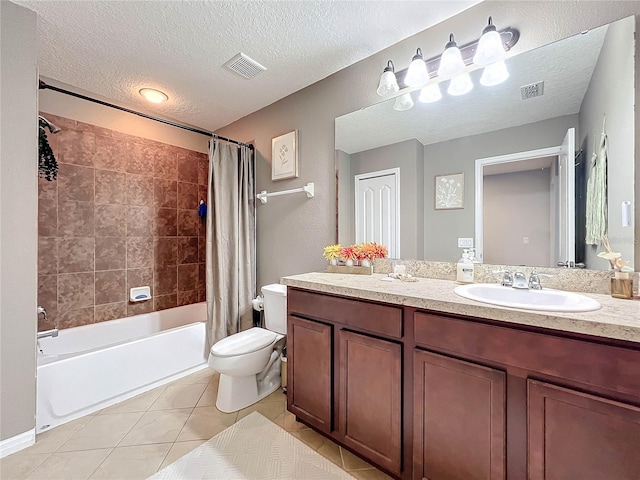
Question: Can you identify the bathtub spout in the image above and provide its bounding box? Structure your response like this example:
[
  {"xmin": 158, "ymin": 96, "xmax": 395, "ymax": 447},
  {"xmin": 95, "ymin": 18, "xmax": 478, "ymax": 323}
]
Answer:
[{"xmin": 37, "ymin": 328, "xmax": 59, "ymax": 339}]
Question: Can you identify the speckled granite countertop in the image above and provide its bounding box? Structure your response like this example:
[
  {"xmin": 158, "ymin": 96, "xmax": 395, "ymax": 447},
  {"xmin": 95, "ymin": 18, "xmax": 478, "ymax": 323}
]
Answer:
[{"xmin": 281, "ymin": 272, "xmax": 640, "ymax": 344}]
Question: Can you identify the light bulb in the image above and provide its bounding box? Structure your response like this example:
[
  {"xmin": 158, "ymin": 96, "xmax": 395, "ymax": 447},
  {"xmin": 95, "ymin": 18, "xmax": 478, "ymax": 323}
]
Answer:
[
  {"xmin": 404, "ymin": 48, "xmax": 429, "ymax": 88},
  {"xmin": 447, "ymin": 73, "xmax": 473, "ymax": 96},
  {"xmin": 437, "ymin": 34, "xmax": 465, "ymax": 79},
  {"xmin": 480, "ymin": 60, "xmax": 509, "ymax": 86},
  {"xmin": 139, "ymin": 88, "xmax": 169, "ymax": 103},
  {"xmin": 418, "ymin": 83, "xmax": 442, "ymax": 103},
  {"xmin": 393, "ymin": 93, "xmax": 414, "ymax": 111},
  {"xmin": 376, "ymin": 61, "xmax": 399, "ymax": 97},
  {"xmin": 473, "ymin": 17, "xmax": 506, "ymax": 66}
]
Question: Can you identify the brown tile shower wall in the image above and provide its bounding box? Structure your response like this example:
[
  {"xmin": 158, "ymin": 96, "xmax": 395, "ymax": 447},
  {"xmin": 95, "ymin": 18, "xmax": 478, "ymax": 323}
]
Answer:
[{"xmin": 37, "ymin": 113, "xmax": 209, "ymax": 330}]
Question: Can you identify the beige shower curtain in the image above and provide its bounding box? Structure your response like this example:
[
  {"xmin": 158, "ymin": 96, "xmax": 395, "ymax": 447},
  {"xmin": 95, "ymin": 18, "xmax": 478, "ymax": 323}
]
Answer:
[{"xmin": 205, "ymin": 139, "xmax": 255, "ymax": 348}]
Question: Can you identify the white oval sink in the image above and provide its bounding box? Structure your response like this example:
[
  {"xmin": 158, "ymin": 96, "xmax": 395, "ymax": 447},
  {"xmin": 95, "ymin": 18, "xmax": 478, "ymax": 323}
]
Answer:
[{"xmin": 454, "ymin": 284, "xmax": 601, "ymax": 312}]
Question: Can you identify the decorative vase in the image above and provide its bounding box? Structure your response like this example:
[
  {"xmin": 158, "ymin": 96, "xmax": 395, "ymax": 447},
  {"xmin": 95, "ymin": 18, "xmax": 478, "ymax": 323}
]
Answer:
[
  {"xmin": 345, "ymin": 259, "xmax": 354, "ymax": 267},
  {"xmin": 361, "ymin": 258, "xmax": 372, "ymax": 268},
  {"xmin": 611, "ymin": 271, "xmax": 633, "ymax": 299},
  {"xmin": 330, "ymin": 258, "xmax": 338, "ymax": 266}
]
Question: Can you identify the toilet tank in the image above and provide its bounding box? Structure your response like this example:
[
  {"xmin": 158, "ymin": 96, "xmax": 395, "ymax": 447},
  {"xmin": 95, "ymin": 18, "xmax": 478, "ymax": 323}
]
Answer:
[{"xmin": 261, "ymin": 284, "xmax": 287, "ymax": 334}]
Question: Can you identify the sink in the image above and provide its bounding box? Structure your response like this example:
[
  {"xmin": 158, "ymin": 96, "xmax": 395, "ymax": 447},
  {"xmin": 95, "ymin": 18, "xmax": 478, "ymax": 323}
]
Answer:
[{"xmin": 454, "ymin": 283, "xmax": 601, "ymax": 312}]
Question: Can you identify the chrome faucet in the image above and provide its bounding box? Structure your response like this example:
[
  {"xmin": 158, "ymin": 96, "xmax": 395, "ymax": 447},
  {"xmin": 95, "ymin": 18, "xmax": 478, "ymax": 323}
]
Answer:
[
  {"xmin": 528, "ymin": 271, "xmax": 553, "ymax": 290},
  {"xmin": 37, "ymin": 306, "xmax": 58, "ymax": 339},
  {"xmin": 512, "ymin": 271, "xmax": 528, "ymax": 289},
  {"xmin": 494, "ymin": 270, "xmax": 514, "ymax": 287}
]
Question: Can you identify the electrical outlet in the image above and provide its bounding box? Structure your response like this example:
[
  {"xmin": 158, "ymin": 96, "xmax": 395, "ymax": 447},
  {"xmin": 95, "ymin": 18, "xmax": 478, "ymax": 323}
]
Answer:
[
  {"xmin": 523, "ymin": 237, "xmax": 530, "ymax": 245},
  {"xmin": 458, "ymin": 238, "xmax": 474, "ymax": 248}
]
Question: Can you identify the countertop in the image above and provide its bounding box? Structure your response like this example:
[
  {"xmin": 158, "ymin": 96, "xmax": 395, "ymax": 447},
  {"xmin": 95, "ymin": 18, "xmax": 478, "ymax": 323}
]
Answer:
[{"xmin": 281, "ymin": 272, "xmax": 640, "ymax": 344}]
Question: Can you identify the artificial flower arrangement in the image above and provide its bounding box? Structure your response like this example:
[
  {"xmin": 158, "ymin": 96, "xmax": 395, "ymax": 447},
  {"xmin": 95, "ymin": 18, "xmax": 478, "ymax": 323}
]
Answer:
[
  {"xmin": 323, "ymin": 242, "xmax": 388, "ymax": 267},
  {"xmin": 598, "ymin": 235, "xmax": 633, "ymax": 273}
]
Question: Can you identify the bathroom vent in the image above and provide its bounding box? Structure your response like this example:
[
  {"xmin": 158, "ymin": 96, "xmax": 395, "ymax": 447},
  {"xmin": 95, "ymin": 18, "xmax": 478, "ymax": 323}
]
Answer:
[
  {"xmin": 224, "ymin": 53, "xmax": 267, "ymax": 79},
  {"xmin": 521, "ymin": 81, "xmax": 544, "ymax": 100}
]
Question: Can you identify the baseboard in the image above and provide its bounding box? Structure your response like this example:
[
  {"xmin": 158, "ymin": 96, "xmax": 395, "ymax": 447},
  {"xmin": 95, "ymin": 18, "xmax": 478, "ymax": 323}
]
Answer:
[{"xmin": 0, "ymin": 429, "xmax": 35, "ymax": 458}]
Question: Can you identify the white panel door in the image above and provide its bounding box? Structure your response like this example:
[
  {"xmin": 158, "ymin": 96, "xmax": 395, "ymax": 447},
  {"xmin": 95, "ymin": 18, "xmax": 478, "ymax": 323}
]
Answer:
[
  {"xmin": 355, "ymin": 169, "xmax": 399, "ymax": 258},
  {"xmin": 557, "ymin": 127, "xmax": 575, "ymax": 266}
]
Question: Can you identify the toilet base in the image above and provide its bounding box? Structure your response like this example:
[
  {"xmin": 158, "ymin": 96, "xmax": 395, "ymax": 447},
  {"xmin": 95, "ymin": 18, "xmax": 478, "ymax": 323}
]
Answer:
[{"xmin": 215, "ymin": 353, "xmax": 282, "ymax": 413}]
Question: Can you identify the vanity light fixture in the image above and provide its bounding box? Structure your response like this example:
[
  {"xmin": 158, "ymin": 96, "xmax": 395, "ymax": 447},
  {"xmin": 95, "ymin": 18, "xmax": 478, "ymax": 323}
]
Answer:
[
  {"xmin": 376, "ymin": 60, "xmax": 400, "ymax": 96},
  {"xmin": 139, "ymin": 88, "xmax": 169, "ymax": 104},
  {"xmin": 405, "ymin": 48, "xmax": 430, "ymax": 88},
  {"xmin": 473, "ymin": 17, "xmax": 506, "ymax": 66},
  {"xmin": 447, "ymin": 72, "xmax": 474, "ymax": 96},
  {"xmin": 437, "ymin": 34, "xmax": 466, "ymax": 79},
  {"xmin": 375, "ymin": 19, "xmax": 519, "ymax": 101},
  {"xmin": 480, "ymin": 60, "xmax": 510, "ymax": 86},
  {"xmin": 418, "ymin": 83, "xmax": 442, "ymax": 103},
  {"xmin": 393, "ymin": 93, "xmax": 414, "ymax": 111}
]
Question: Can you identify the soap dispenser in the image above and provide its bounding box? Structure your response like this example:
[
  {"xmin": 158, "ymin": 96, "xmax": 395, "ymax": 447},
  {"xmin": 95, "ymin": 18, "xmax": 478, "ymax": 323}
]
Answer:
[{"xmin": 456, "ymin": 249, "xmax": 475, "ymax": 284}]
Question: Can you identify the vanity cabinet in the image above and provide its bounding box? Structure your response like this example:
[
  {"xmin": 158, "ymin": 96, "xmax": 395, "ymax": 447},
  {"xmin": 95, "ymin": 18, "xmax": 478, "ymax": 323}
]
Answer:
[
  {"xmin": 286, "ymin": 286, "xmax": 640, "ymax": 480},
  {"xmin": 413, "ymin": 349, "xmax": 506, "ymax": 480}
]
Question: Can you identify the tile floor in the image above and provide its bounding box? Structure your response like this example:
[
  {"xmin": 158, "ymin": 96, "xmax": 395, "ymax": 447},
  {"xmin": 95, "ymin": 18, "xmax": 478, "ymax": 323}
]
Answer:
[{"xmin": 1, "ymin": 369, "xmax": 391, "ymax": 480}]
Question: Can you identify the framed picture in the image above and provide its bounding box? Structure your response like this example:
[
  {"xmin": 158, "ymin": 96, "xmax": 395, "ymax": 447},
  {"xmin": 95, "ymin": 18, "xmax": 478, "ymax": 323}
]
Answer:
[
  {"xmin": 435, "ymin": 173, "xmax": 464, "ymax": 210},
  {"xmin": 271, "ymin": 130, "xmax": 298, "ymax": 181}
]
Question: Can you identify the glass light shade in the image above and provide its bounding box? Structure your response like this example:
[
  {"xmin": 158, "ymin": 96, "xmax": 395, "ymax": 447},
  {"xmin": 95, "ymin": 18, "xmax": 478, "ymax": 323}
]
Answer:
[
  {"xmin": 437, "ymin": 44, "xmax": 465, "ymax": 79},
  {"xmin": 377, "ymin": 70, "xmax": 399, "ymax": 96},
  {"xmin": 405, "ymin": 58, "xmax": 429, "ymax": 88},
  {"xmin": 393, "ymin": 93, "xmax": 414, "ymax": 111},
  {"xmin": 139, "ymin": 88, "xmax": 168, "ymax": 103},
  {"xmin": 447, "ymin": 73, "xmax": 473, "ymax": 96},
  {"xmin": 418, "ymin": 83, "xmax": 442, "ymax": 103},
  {"xmin": 474, "ymin": 29, "xmax": 505, "ymax": 66},
  {"xmin": 480, "ymin": 60, "xmax": 509, "ymax": 86}
]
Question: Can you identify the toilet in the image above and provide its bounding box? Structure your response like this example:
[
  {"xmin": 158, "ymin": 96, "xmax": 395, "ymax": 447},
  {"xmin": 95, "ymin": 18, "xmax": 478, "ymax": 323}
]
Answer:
[{"xmin": 208, "ymin": 284, "xmax": 287, "ymax": 413}]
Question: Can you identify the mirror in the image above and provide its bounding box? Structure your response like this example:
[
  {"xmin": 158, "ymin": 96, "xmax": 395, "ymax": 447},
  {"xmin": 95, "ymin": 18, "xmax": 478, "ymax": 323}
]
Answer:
[{"xmin": 336, "ymin": 16, "xmax": 635, "ymax": 271}]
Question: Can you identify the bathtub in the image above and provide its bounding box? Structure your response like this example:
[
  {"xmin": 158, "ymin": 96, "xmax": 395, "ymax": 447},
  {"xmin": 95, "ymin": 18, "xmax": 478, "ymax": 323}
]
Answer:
[{"xmin": 36, "ymin": 302, "xmax": 208, "ymax": 433}]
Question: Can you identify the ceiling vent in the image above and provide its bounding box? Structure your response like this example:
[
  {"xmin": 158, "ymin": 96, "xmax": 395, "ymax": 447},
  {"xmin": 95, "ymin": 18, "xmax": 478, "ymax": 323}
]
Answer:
[
  {"xmin": 224, "ymin": 53, "xmax": 267, "ymax": 79},
  {"xmin": 521, "ymin": 81, "xmax": 544, "ymax": 100}
]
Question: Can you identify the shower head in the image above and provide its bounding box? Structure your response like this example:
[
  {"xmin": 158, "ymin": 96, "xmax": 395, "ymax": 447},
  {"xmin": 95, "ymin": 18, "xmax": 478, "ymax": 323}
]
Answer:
[{"xmin": 39, "ymin": 115, "xmax": 61, "ymax": 134}]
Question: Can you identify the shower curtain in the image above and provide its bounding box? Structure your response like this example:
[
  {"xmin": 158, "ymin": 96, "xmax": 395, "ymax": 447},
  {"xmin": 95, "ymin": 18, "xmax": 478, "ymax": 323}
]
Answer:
[{"xmin": 205, "ymin": 139, "xmax": 255, "ymax": 348}]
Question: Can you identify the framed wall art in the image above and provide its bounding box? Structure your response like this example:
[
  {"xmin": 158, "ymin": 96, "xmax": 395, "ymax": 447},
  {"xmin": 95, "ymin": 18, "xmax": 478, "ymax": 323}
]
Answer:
[
  {"xmin": 435, "ymin": 173, "xmax": 464, "ymax": 210},
  {"xmin": 271, "ymin": 130, "xmax": 298, "ymax": 181}
]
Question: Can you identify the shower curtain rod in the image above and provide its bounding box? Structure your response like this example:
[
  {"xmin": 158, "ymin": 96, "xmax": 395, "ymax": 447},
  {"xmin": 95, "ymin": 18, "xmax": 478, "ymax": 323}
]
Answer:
[{"xmin": 38, "ymin": 80, "xmax": 253, "ymax": 150}]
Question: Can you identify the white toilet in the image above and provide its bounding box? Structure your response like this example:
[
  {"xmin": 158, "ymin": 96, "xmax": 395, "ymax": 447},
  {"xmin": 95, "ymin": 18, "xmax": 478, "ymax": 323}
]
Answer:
[{"xmin": 208, "ymin": 284, "xmax": 287, "ymax": 413}]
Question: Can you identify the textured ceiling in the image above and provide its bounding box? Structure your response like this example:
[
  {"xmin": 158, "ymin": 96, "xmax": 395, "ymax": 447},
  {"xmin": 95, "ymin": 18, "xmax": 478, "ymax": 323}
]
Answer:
[
  {"xmin": 335, "ymin": 24, "xmax": 608, "ymax": 154},
  {"xmin": 16, "ymin": 0, "xmax": 481, "ymax": 131}
]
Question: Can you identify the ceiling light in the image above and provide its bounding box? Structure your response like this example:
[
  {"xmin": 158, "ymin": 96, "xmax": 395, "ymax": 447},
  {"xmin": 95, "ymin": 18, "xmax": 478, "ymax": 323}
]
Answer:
[
  {"xmin": 473, "ymin": 17, "xmax": 506, "ymax": 66},
  {"xmin": 404, "ymin": 48, "xmax": 429, "ymax": 88},
  {"xmin": 393, "ymin": 93, "xmax": 414, "ymax": 111},
  {"xmin": 480, "ymin": 60, "xmax": 510, "ymax": 86},
  {"xmin": 139, "ymin": 88, "xmax": 168, "ymax": 104},
  {"xmin": 418, "ymin": 83, "xmax": 442, "ymax": 103},
  {"xmin": 447, "ymin": 73, "xmax": 474, "ymax": 96},
  {"xmin": 437, "ymin": 34, "xmax": 466, "ymax": 79},
  {"xmin": 376, "ymin": 60, "xmax": 399, "ymax": 97}
]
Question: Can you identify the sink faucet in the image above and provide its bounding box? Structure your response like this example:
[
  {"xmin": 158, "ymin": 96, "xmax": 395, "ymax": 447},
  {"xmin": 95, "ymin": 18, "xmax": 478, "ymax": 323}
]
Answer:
[
  {"xmin": 512, "ymin": 271, "xmax": 528, "ymax": 289},
  {"xmin": 494, "ymin": 270, "xmax": 514, "ymax": 287},
  {"xmin": 528, "ymin": 271, "xmax": 553, "ymax": 290}
]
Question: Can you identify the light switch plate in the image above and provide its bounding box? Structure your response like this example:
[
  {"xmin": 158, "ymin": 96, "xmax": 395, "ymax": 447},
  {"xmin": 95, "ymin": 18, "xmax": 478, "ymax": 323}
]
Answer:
[{"xmin": 458, "ymin": 238, "xmax": 474, "ymax": 248}]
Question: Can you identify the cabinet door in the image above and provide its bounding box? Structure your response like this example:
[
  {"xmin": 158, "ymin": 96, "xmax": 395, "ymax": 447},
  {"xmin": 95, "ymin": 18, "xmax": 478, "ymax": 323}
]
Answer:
[
  {"xmin": 528, "ymin": 380, "xmax": 640, "ymax": 480},
  {"xmin": 414, "ymin": 349, "xmax": 506, "ymax": 480},
  {"xmin": 339, "ymin": 330, "xmax": 402, "ymax": 475},
  {"xmin": 287, "ymin": 315, "xmax": 333, "ymax": 433}
]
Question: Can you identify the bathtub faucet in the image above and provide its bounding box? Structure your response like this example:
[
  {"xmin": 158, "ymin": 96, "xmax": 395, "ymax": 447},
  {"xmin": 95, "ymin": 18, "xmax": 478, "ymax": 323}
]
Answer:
[{"xmin": 37, "ymin": 306, "xmax": 58, "ymax": 339}]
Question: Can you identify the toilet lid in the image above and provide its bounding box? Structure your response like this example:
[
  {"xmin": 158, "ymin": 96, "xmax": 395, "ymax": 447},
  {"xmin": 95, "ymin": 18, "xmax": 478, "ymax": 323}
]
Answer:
[{"xmin": 210, "ymin": 328, "xmax": 279, "ymax": 358}]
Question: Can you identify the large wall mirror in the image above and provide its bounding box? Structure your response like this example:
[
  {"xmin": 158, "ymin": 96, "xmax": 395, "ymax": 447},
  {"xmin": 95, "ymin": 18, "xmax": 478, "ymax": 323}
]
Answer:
[{"xmin": 335, "ymin": 15, "xmax": 635, "ymax": 271}]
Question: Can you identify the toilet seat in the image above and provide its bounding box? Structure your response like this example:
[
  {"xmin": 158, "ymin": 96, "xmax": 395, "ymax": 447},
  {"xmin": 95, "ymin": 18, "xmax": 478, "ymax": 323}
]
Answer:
[{"xmin": 211, "ymin": 328, "xmax": 278, "ymax": 358}]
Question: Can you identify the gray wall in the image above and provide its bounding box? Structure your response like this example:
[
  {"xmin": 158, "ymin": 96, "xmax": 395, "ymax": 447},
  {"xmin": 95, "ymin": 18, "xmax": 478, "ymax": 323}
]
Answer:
[
  {"xmin": 1, "ymin": 1, "xmax": 38, "ymax": 442},
  {"xmin": 217, "ymin": 2, "xmax": 640, "ymax": 286},
  {"xmin": 347, "ymin": 139, "xmax": 424, "ymax": 259},
  {"xmin": 423, "ymin": 114, "xmax": 578, "ymax": 262},
  {"xmin": 484, "ymin": 169, "xmax": 552, "ymax": 266},
  {"xmin": 579, "ymin": 15, "xmax": 635, "ymax": 270}
]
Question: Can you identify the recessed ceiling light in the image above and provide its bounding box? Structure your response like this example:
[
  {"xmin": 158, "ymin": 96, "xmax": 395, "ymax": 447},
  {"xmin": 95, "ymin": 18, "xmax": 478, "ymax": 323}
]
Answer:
[{"xmin": 139, "ymin": 88, "xmax": 168, "ymax": 103}]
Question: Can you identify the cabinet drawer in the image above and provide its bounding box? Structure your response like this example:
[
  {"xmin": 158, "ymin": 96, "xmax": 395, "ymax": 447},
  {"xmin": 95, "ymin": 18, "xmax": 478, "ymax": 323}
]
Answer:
[
  {"xmin": 414, "ymin": 311, "xmax": 640, "ymax": 399},
  {"xmin": 288, "ymin": 288, "xmax": 403, "ymax": 339}
]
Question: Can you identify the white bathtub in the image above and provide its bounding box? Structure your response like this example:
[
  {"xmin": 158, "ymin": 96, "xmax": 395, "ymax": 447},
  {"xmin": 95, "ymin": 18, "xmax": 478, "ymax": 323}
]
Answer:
[{"xmin": 36, "ymin": 302, "xmax": 208, "ymax": 433}]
